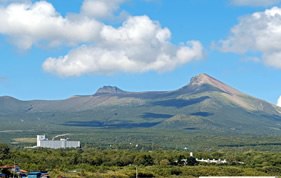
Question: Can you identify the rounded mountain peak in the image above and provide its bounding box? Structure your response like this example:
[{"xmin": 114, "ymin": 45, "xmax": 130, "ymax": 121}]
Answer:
[{"xmin": 96, "ymin": 86, "xmax": 125, "ymax": 94}]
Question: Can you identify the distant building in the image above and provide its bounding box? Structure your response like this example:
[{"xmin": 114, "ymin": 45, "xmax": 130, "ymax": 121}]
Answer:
[
  {"xmin": 187, "ymin": 152, "xmax": 227, "ymax": 164},
  {"xmin": 196, "ymin": 158, "xmax": 227, "ymax": 164},
  {"xmin": 37, "ymin": 135, "xmax": 80, "ymax": 149}
]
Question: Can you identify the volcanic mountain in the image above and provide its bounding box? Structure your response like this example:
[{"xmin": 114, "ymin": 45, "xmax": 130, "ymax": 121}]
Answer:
[{"xmin": 1, "ymin": 73, "xmax": 281, "ymax": 134}]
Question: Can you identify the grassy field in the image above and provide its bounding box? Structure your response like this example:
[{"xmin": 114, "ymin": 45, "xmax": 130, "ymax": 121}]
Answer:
[
  {"xmin": 2, "ymin": 125, "xmax": 281, "ymax": 152},
  {"xmin": 13, "ymin": 138, "xmax": 37, "ymax": 143}
]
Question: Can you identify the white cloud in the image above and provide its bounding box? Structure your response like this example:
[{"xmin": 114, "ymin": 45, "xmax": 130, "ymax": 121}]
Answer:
[
  {"xmin": 0, "ymin": 1, "xmax": 103, "ymax": 49},
  {"xmin": 0, "ymin": 1, "xmax": 204, "ymax": 76},
  {"xmin": 231, "ymin": 0, "xmax": 281, "ymax": 7},
  {"xmin": 81, "ymin": 0, "xmax": 125, "ymax": 19},
  {"xmin": 277, "ymin": 96, "xmax": 281, "ymax": 107},
  {"xmin": 219, "ymin": 7, "xmax": 281, "ymax": 69},
  {"xmin": 43, "ymin": 16, "xmax": 203, "ymax": 76}
]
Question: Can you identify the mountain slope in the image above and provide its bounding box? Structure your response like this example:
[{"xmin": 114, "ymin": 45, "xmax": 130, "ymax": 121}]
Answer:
[{"xmin": 1, "ymin": 73, "xmax": 281, "ymax": 135}]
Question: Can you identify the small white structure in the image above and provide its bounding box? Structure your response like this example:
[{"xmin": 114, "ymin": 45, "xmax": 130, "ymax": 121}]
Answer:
[
  {"xmin": 190, "ymin": 152, "xmax": 194, "ymax": 157},
  {"xmin": 37, "ymin": 135, "xmax": 80, "ymax": 149},
  {"xmin": 196, "ymin": 158, "xmax": 227, "ymax": 164}
]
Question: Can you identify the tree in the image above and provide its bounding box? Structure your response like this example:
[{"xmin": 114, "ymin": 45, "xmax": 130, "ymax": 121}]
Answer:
[
  {"xmin": 1, "ymin": 168, "xmax": 12, "ymax": 177},
  {"xmin": 177, "ymin": 155, "xmax": 186, "ymax": 166},
  {"xmin": 0, "ymin": 144, "xmax": 10, "ymax": 159},
  {"xmin": 159, "ymin": 159, "xmax": 170, "ymax": 166},
  {"xmin": 186, "ymin": 156, "xmax": 197, "ymax": 166},
  {"xmin": 134, "ymin": 154, "xmax": 154, "ymax": 166}
]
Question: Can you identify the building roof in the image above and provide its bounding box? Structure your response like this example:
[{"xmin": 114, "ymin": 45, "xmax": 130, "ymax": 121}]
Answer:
[
  {"xmin": 1, "ymin": 165, "xmax": 19, "ymax": 168},
  {"xmin": 20, "ymin": 169, "xmax": 28, "ymax": 173}
]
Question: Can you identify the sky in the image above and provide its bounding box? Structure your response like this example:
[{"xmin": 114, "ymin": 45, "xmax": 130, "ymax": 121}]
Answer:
[{"xmin": 0, "ymin": 0, "xmax": 281, "ymax": 106}]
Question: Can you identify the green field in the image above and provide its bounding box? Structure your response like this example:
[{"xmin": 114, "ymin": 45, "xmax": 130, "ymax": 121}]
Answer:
[{"xmin": 2, "ymin": 126, "xmax": 281, "ymax": 152}]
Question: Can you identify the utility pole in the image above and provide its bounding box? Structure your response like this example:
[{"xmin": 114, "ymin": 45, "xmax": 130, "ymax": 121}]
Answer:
[
  {"xmin": 136, "ymin": 166, "xmax": 138, "ymax": 178},
  {"xmin": 13, "ymin": 160, "xmax": 15, "ymax": 178}
]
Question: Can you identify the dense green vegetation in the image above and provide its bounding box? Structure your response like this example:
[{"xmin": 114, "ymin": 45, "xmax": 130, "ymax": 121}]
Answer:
[
  {"xmin": 2, "ymin": 143, "xmax": 281, "ymax": 177},
  {"xmin": 3, "ymin": 127, "xmax": 281, "ymax": 152}
]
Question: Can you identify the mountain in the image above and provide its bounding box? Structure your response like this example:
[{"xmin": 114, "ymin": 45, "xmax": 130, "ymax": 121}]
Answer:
[{"xmin": 1, "ymin": 73, "xmax": 281, "ymax": 135}]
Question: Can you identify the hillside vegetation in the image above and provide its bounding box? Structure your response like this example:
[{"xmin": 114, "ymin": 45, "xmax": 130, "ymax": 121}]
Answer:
[{"xmin": 1, "ymin": 74, "xmax": 281, "ymax": 136}]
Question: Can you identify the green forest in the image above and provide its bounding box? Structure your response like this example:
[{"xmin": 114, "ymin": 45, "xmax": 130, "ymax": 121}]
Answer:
[{"xmin": 2, "ymin": 143, "xmax": 281, "ymax": 177}]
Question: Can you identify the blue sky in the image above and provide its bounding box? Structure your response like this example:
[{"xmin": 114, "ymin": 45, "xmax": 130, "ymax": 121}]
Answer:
[{"xmin": 0, "ymin": 0, "xmax": 281, "ymax": 106}]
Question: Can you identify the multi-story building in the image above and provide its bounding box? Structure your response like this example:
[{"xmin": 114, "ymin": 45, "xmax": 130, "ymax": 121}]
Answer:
[{"xmin": 37, "ymin": 135, "xmax": 80, "ymax": 149}]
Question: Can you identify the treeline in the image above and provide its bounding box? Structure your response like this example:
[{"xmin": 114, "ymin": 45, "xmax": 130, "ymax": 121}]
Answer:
[{"xmin": 2, "ymin": 144, "xmax": 281, "ymax": 177}]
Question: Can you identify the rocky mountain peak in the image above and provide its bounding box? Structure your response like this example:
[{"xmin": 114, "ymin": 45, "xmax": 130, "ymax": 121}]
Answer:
[
  {"xmin": 188, "ymin": 73, "xmax": 254, "ymax": 109},
  {"xmin": 190, "ymin": 73, "xmax": 220, "ymax": 86},
  {"xmin": 189, "ymin": 73, "xmax": 239, "ymax": 94},
  {"xmin": 96, "ymin": 86, "xmax": 125, "ymax": 94}
]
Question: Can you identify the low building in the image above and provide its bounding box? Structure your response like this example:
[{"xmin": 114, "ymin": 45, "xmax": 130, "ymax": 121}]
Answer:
[
  {"xmin": 1, "ymin": 165, "xmax": 28, "ymax": 178},
  {"xmin": 28, "ymin": 171, "xmax": 49, "ymax": 178},
  {"xmin": 37, "ymin": 135, "xmax": 80, "ymax": 149},
  {"xmin": 1, "ymin": 165, "xmax": 20, "ymax": 173},
  {"xmin": 196, "ymin": 158, "xmax": 227, "ymax": 164},
  {"xmin": 19, "ymin": 169, "xmax": 28, "ymax": 178}
]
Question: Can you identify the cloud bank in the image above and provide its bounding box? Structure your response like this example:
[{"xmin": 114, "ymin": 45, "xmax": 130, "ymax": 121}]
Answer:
[
  {"xmin": 0, "ymin": 0, "xmax": 204, "ymax": 76},
  {"xmin": 230, "ymin": 0, "xmax": 281, "ymax": 7},
  {"xmin": 43, "ymin": 16, "xmax": 203, "ymax": 76},
  {"xmin": 0, "ymin": 1, "xmax": 102, "ymax": 49},
  {"xmin": 219, "ymin": 7, "xmax": 281, "ymax": 69},
  {"xmin": 81, "ymin": 0, "xmax": 126, "ymax": 19}
]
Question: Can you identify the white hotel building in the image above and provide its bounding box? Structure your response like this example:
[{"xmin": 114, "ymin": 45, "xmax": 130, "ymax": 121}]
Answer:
[{"xmin": 37, "ymin": 135, "xmax": 80, "ymax": 149}]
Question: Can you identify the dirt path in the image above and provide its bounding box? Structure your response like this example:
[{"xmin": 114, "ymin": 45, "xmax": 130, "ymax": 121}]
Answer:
[{"xmin": 52, "ymin": 133, "xmax": 70, "ymax": 140}]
